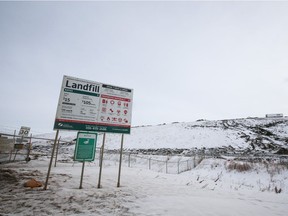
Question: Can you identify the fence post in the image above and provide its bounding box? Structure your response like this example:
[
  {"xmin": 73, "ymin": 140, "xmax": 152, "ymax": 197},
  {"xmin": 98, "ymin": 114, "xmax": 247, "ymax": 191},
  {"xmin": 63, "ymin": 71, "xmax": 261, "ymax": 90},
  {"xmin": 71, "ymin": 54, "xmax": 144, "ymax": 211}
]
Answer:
[
  {"xmin": 177, "ymin": 160, "xmax": 180, "ymax": 174},
  {"xmin": 149, "ymin": 157, "xmax": 151, "ymax": 170},
  {"xmin": 9, "ymin": 130, "xmax": 16, "ymax": 161},
  {"xmin": 166, "ymin": 159, "xmax": 168, "ymax": 174},
  {"xmin": 128, "ymin": 153, "xmax": 131, "ymax": 167},
  {"xmin": 26, "ymin": 134, "xmax": 32, "ymax": 162}
]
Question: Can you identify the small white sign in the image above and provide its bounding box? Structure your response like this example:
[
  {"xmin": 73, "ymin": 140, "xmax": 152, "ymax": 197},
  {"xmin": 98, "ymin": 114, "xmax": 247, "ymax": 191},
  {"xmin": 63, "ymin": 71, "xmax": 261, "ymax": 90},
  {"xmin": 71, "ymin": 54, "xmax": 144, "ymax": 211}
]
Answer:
[{"xmin": 18, "ymin": 126, "xmax": 31, "ymax": 137}]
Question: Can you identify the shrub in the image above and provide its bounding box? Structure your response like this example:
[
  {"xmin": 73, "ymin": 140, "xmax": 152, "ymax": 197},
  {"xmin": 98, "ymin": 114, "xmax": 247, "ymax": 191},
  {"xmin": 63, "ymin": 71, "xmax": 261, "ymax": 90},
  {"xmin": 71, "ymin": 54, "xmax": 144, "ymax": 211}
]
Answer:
[{"xmin": 226, "ymin": 161, "xmax": 252, "ymax": 172}]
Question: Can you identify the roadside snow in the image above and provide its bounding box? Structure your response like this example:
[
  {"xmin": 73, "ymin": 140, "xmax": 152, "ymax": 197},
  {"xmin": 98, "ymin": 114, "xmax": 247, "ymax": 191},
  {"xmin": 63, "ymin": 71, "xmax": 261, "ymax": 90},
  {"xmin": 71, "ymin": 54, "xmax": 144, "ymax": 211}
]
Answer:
[
  {"xmin": 1, "ymin": 157, "xmax": 287, "ymax": 216},
  {"xmin": 1, "ymin": 118, "xmax": 288, "ymax": 215}
]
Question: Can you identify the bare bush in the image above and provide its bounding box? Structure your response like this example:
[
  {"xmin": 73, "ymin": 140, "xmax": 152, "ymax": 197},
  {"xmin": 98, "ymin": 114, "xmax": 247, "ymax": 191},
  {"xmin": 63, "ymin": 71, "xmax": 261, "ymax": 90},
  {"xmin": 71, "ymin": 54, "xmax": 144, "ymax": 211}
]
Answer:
[
  {"xmin": 264, "ymin": 161, "xmax": 287, "ymax": 177},
  {"xmin": 226, "ymin": 161, "xmax": 252, "ymax": 172}
]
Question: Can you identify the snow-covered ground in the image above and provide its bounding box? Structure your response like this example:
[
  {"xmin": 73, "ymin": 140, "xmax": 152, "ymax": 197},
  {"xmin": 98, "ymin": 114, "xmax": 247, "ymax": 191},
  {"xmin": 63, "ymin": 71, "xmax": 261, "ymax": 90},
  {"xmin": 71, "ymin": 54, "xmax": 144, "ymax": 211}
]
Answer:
[
  {"xmin": 0, "ymin": 158, "xmax": 288, "ymax": 215},
  {"xmin": 1, "ymin": 118, "xmax": 288, "ymax": 215}
]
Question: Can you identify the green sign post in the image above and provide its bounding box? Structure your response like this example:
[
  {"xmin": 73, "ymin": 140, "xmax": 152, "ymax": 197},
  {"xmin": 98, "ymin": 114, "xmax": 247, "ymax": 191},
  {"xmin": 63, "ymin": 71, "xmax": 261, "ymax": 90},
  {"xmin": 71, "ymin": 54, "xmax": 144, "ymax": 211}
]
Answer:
[{"xmin": 74, "ymin": 132, "xmax": 97, "ymax": 189}]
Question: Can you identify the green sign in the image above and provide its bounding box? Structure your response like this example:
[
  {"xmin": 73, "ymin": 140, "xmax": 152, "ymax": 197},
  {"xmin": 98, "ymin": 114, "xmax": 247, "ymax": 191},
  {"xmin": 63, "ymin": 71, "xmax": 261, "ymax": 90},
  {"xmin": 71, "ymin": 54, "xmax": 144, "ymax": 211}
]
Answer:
[{"xmin": 74, "ymin": 132, "xmax": 97, "ymax": 162}]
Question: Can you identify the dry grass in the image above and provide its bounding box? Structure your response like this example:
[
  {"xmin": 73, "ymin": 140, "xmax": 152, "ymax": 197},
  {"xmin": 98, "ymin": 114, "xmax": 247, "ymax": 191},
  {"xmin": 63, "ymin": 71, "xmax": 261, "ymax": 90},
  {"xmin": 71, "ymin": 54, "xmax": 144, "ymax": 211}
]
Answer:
[{"xmin": 226, "ymin": 161, "xmax": 252, "ymax": 172}]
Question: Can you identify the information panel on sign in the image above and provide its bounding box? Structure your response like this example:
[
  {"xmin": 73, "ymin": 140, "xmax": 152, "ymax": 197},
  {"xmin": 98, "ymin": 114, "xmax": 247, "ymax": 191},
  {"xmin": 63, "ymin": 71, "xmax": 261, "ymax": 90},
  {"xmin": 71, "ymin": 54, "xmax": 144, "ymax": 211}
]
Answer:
[
  {"xmin": 74, "ymin": 132, "xmax": 97, "ymax": 162},
  {"xmin": 53, "ymin": 75, "xmax": 133, "ymax": 134}
]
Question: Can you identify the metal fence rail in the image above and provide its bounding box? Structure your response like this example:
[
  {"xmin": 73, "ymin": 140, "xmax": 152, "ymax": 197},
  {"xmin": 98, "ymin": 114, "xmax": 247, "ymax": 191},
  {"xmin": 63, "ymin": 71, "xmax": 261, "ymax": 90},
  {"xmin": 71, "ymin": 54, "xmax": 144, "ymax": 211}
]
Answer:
[
  {"xmin": 119, "ymin": 153, "xmax": 202, "ymax": 174},
  {"xmin": 0, "ymin": 132, "xmax": 72, "ymax": 163}
]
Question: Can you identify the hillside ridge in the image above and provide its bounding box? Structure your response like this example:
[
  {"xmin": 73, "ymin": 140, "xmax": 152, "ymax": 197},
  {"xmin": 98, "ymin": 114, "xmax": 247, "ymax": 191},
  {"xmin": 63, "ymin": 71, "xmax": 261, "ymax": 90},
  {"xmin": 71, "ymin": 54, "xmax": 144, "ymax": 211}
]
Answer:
[{"xmin": 101, "ymin": 117, "xmax": 288, "ymax": 155}]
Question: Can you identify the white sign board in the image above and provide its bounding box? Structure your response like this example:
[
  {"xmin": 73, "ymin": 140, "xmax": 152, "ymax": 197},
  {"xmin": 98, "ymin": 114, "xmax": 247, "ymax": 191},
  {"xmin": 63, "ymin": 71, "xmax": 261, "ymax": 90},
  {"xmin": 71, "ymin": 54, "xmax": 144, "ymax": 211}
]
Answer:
[
  {"xmin": 18, "ymin": 126, "xmax": 31, "ymax": 137},
  {"xmin": 54, "ymin": 75, "xmax": 133, "ymax": 134}
]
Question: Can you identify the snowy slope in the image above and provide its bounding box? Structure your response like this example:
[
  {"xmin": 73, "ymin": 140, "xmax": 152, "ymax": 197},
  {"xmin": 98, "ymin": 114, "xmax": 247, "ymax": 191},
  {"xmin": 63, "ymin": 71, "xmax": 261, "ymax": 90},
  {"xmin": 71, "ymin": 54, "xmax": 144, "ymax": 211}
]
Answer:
[
  {"xmin": 12, "ymin": 117, "xmax": 287, "ymax": 153},
  {"xmin": 100, "ymin": 117, "xmax": 288, "ymax": 152}
]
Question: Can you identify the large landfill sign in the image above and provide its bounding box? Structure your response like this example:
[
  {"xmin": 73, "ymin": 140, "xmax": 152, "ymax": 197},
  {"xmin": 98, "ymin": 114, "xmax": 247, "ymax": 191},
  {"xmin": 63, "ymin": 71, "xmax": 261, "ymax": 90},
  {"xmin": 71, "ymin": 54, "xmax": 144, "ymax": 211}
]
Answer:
[{"xmin": 54, "ymin": 75, "xmax": 133, "ymax": 134}]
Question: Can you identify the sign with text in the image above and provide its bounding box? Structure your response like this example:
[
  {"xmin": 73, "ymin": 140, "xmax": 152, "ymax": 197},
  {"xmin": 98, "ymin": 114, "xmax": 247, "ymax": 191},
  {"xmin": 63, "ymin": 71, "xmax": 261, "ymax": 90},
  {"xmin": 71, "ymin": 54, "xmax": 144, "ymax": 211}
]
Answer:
[
  {"xmin": 74, "ymin": 132, "xmax": 97, "ymax": 162},
  {"xmin": 19, "ymin": 126, "xmax": 30, "ymax": 137},
  {"xmin": 54, "ymin": 75, "xmax": 133, "ymax": 134}
]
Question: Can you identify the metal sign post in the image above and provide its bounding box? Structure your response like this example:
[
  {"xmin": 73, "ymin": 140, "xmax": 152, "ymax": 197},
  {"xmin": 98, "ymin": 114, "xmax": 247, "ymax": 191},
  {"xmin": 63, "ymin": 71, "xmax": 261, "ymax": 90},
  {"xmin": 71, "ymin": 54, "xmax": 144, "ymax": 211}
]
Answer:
[
  {"xmin": 117, "ymin": 134, "xmax": 124, "ymax": 187},
  {"xmin": 44, "ymin": 130, "xmax": 59, "ymax": 190},
  {"xmin": 98, "ymin": 133, "xmax": 106, "ymax": 188},
  {"xmin": 79, "ymin": 161, "xmax": 85, "ymax": 189},
  {"xmin": 54, "ymin": 136, "xmax": 61, "ymax": 167}
]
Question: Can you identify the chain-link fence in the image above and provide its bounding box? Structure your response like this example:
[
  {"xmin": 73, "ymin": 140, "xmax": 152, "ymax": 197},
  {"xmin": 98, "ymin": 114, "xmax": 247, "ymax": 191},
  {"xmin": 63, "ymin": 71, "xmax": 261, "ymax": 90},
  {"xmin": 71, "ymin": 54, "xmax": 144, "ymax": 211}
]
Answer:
[
  {"xmin": 120, "ymin": 153, "xmax": 203, "ymax": 174},
  {"xmin": 0, "ymin": 132, "xmax": 71, "ymax": 164}
]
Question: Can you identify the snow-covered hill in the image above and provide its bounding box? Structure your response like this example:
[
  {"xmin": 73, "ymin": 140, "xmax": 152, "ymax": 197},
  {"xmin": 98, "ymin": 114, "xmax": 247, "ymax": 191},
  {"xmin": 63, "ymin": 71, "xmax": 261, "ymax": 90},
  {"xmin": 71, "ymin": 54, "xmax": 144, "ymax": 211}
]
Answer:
[
  {"xmin": 100, "ymin": 117, "xmax": 288, "ymax": 154},
  {"xmin": 3, "ymin": 117, "xmax": 287, "ymax": 155}
]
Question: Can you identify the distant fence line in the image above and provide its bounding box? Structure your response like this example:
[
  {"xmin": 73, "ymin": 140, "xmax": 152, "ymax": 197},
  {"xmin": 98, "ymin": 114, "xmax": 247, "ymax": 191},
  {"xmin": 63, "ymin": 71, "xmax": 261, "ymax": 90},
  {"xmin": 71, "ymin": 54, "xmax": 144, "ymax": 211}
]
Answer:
[
  {"xmin": 91, "ymin": 147, "xmax": 202, "ymax": 174},
  {"xmin": 120, "ymin": 153, "xmax": 201, "ymax": 174},
  {"xmin": 1, "ymin": 132, "xmax": 288, "ymax": 174}
]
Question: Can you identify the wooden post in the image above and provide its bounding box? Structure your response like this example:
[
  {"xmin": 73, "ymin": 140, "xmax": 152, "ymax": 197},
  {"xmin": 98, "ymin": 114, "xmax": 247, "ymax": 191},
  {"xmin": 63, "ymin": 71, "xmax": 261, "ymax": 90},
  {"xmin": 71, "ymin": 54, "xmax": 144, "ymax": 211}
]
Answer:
[
  {"xmin": 149, "ymin": 157, "xmax": 151, "ymax": 170},
  {"xmin": 166, "ymin": 159, "xmax": 168, "ymax": 174},
  {"xmin": 128, "ymin": 153, "xmax": 131, "ymax": 167},
  {"xmin": 117, "ymin": 134, "xmax": 124, "ymax": 187},
  {"xmin": 14, "ymin": 132, "xmax": 23, "ymax": 162},
  {"xmin": 99, "ymin": 146, "xmax": 103, "ymax": 167},
  {"xmin": 54, "ymin": 136, "xmax": 61, "ymax": 167},
  {"xmin": 13, "ymin": 150, "xmax": 18, "ymax": 161},
  {"xmin": 178, "ymin": 160, "xmax": 180, "ymax": 174},
  {"xmin": 26, "ymin": 134, "xmax": 32, "ymax": 162},
  {"xmin": 97, "ymin": 133, "xmax": 106, "ymax": 188},
  {"xmin": 9, "ymin": 130, "xmax": 16, "ymax": 161},
  {"xmin": 79, "ymin": 161, "xmax": 85, "ymax": 189},
  {"xmin": 44, "ymin": 130, "xmax": 59, "ymax": 190}
]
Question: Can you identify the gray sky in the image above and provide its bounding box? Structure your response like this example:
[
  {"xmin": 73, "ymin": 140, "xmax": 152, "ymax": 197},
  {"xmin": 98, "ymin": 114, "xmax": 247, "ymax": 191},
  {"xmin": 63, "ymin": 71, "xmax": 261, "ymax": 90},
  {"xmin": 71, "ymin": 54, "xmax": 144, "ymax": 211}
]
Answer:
[{"xmin": 1, "ymin": 1, "xmax": 288, "ymax": 133}]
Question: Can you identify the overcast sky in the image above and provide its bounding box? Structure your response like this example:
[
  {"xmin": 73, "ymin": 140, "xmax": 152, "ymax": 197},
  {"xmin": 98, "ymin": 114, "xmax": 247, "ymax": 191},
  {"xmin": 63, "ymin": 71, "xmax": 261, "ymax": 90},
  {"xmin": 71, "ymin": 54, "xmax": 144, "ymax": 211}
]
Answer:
[{"xmin": 1, "ymin": 1, "xmax": 288, "ymax": 133}]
